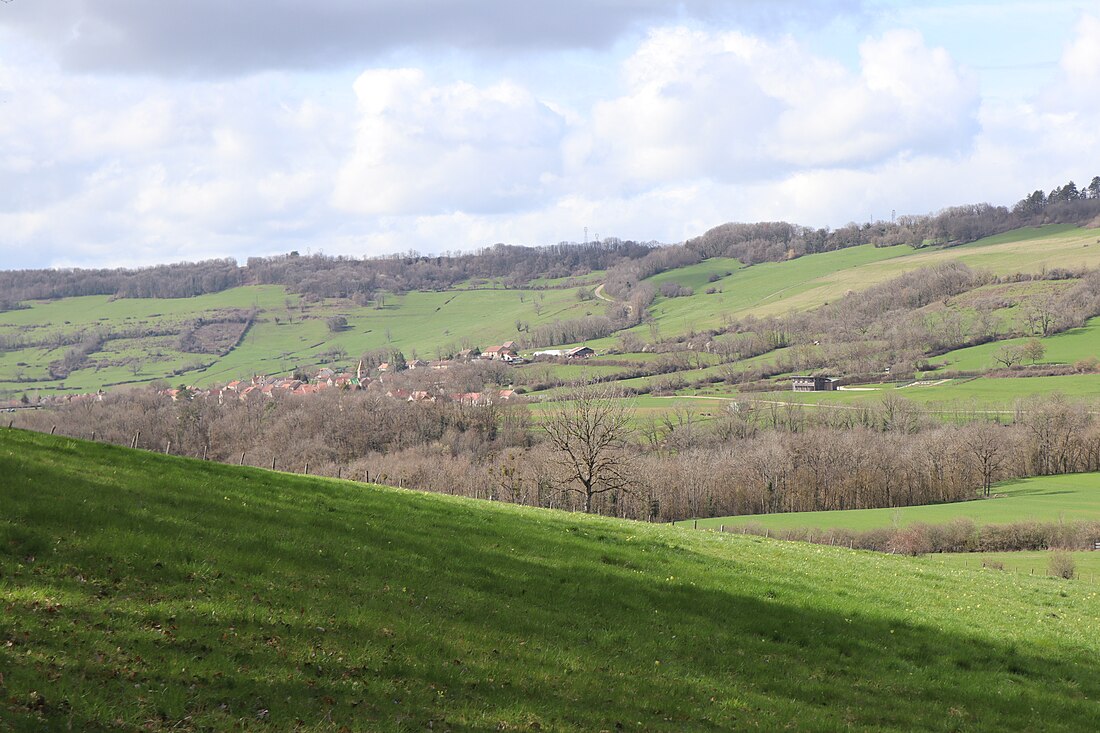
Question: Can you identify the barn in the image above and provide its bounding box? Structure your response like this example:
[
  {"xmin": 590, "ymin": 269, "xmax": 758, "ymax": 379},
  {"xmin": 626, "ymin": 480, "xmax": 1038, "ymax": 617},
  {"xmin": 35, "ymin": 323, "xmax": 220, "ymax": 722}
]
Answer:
[{"xmin": 791, "ymin": 375, "xmax": 839, "ymax": 392}]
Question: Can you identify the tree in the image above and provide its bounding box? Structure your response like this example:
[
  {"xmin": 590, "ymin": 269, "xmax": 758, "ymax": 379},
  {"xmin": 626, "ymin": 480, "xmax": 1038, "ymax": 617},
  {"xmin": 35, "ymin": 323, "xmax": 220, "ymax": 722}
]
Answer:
[
  {"xmin": 992, "ymin": 343, "xmax": 1024, "ymax": 368},
  {"xmin": 1089, "ymin": 176, "xmax": 1100, "ymax": 200},
  {"xmin": 542, "ymin": 382, "xmax": 635, "ymax": 513},
  {"xmin": 326, "ymin": 315, "xmax": 348, "ymax": 333},
  {"xmin": 964, "ymin": 421, "xmax": 1007, "ymax": 497},
  {"xmin": 1022, "ymin": 337, "xmax": 1046, "ymax": 364}
]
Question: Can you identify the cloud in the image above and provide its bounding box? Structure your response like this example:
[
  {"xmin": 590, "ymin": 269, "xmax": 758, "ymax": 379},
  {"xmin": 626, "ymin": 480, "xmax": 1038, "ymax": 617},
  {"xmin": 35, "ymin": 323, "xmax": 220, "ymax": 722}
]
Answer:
[
  {"xmin": 333, "ymin": 69, "xmax": 567, "ymax": 216},
  {"xmin": 0, "ymin": 0, "xmax": 862, "ymax": 76},
  {"xmin": 580, "ymin": 27, "xmax": 979, "ymax": 188},
  {"xmin": 2, "ymin": 9, "xmax": 1099, "ymax": 272}
]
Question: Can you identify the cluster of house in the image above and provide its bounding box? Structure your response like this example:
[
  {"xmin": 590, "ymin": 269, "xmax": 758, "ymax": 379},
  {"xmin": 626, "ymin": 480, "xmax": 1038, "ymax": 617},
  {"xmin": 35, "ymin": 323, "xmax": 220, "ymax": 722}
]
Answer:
[
  {"xmin": 10, "ymin": 342, "xmax": 600, "ymax": 408},
  {"xmin": 151, "ymin": 355, "xmax": 527, "ymax": 406}
]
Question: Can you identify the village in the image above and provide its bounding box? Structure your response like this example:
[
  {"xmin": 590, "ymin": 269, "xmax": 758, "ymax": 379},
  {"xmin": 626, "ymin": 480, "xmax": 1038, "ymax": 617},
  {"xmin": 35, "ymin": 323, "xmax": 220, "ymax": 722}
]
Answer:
[{"xmin": 1, "ymin": 341, "xmax": 599, "ymax": 411}]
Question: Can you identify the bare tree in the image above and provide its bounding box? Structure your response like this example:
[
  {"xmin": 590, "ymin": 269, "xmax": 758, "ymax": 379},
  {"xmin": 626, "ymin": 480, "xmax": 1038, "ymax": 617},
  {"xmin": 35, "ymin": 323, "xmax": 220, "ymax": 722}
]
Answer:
[
  {"xmin": 964, "ymin": 421, "xmax": 1007, "ymax": 496},
  {"xmin": 542, "ymin": 383, "xmax": 635, "ymax": 513},
  {"xmin": 993, "ymin": 343, "xmax": 1024, "ymax": 368},
  {"xmin": 1022, "ymin": 337, "xmax": 1046, "ymax": 364}
]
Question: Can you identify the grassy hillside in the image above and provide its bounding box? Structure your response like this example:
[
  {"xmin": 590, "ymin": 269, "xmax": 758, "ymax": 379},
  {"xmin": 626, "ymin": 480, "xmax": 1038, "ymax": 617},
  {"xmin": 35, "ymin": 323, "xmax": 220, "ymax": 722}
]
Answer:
[
  {"xmin": 4, "ymin": 224, "xmax": 1099, "ymax": 399},
  {"xmin": 686, "ymin": 473, "xmax": 1100, "ymax": 531},
  {"xmin": 633, "ymin": 225, "xmax": 1100, "ymax": 336},
  {"xmin": 934, "ymin": 317, "xmax": 1100, "ymax": 372},
  {"xmin": 3, "ymin": 428, "xmax": 1100, "ymax": 730}
]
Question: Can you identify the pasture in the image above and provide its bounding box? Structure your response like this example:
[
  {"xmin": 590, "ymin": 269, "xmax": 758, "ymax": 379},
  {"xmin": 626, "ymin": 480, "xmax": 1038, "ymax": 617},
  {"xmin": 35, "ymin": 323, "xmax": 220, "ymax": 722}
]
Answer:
[
  {"xmin": 934, "ymin": 317, "xmax": 1100, "ymax": 372},
  {"xmin": 4, "ymin": 427, "xmax": 1100, "ymax": 730},
  {"xmin": 3, "ymin": 224, "xmax": 1099, "ymax": 399},
  {"xmin": 686, "ymin": 473, "xmax": 1100, "ymax": 531},
  {"xmin": 928, "ymin": 551, "xmax": 1100, "ymax": 583}
]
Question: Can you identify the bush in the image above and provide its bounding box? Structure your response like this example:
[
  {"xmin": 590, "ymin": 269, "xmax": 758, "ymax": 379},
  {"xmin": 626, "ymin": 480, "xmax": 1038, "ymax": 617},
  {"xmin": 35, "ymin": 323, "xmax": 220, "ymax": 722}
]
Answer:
[{"xmin": 1048, "ymin": 552, "xmax": 1076, "ymax": 579}]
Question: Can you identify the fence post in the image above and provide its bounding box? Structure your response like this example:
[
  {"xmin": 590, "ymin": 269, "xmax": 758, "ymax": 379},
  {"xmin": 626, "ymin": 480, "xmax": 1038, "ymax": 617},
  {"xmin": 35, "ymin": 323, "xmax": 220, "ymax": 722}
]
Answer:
[
  {"xmin": 239, "ymin": 452, "xmax": 245, "ymax": 465},
  {"xmin": 132, "ymin": 431, "xmax": 140, "ymax": 449},
  {"xmin": 271, "ymin": 456, "xmax": 276, "ymax": 471},
  {"xmin": 164, "ymin": 441, "xmax": 171, "ymax": 455},
  {"xmin": 765, "ymin": 529, "xmax": 769, "ymax": 539},
  {"xmin": 337, "ymin": 466, "xmax": 341, "ymax": 480},
  {"xmin": 720, "ymin": 524, "xmax": 725, "ymax": 533},
  {"xmin": 7, "ymin": 420, "xmax": 12, "ymax": 429},
  {"xmin": 51, "ymin": 425, "xmax": 57, "ymax": 435},
  {"xmin": 693, "ymin": 519, "xmax": 698, "ymax": 530},
  {"xmin": 202, "ymin": 445, "xmax": 208, "ymax": 461},
  {"xmin": 304, "ymin": 462, "xmax": 309, "ymax": 475},
  {"xmin": 91, "ymin": 430, "xmax": 96, "ymax": 442}
]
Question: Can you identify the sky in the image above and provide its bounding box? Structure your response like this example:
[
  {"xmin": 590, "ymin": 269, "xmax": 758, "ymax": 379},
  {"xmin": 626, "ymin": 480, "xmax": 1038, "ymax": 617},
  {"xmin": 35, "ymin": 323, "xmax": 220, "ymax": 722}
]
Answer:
[{"xmin": 1, "ymin": 0, "xmax": 1098, "ymax": 270}]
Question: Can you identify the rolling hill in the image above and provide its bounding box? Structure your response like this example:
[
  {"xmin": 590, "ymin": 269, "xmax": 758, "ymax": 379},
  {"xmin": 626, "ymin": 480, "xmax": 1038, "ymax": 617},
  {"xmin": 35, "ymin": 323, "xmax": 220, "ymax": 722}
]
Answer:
[
  {"xmin": 3, "ymin": 427, "xmax": 1100, "ymax": 730},
  {"xmin": 3, "ymin": 223, "xmax": 1099, "ymax": 399}
]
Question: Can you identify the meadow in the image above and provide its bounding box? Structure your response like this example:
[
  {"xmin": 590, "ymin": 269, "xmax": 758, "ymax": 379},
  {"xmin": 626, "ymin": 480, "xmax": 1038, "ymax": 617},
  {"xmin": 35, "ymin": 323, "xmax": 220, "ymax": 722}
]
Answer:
[
  {"xmin": 4, "ymin": 427, "xmax": 1100, "ymax": 730},
  {"xmin": 633, "ymin": 224, "xmax": 1100, "ymax": 337},
  {"xmin": 686, "ymin": 473, "xmax": 1100, "ymax": 531},
  {"xmin": 3, "ymin": 223, "xmax": 1100, "ymax": 401},
  {"xmin": 933, "ymin": 316, "xmax": 1100, "ymax": 372},
  {"xmin": 0, "ymin": 284, "xmax": 595, "ymax": 396},
  {"xmin": 707, "ymin": 373, "xmax": 1100, "ymax": 413},
  {"xmin": 928, "ymin": 551, "xmax": 1100, "ymax": 583}
]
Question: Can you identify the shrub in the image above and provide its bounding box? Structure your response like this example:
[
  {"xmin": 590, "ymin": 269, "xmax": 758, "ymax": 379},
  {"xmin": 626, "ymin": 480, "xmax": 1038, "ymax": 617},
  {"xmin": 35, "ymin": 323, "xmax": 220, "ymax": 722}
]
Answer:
[{"xmin": 1048, "ymin": 552, "xmax": 1076, "ymax": 579}]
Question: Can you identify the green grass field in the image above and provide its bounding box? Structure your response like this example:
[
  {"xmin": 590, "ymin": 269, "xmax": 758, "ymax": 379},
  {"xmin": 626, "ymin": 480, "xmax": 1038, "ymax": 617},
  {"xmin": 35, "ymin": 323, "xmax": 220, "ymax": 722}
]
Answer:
[
  {"xmin": 4, "ymin": 224, "xmax": 1100, "ymax": 398},
  {"xmin": 712, "ymin": 373, "xmax": 1100, "ymax": 413},
  {"xmin": 934, "ymin": 317, "xmax": 1100, "ymax": 372},
  {"xmin": 928, "ymin": 551, "xmax": 1100, "ymax": 583},
  {"xmin": 0, "ymin": 285, "xmax": 598, "ymax": 395},
  {"xmin": 687, "ymin": 473, "xmax": 1100, "ymax": 531},
  {"xmin": 4, "ymin": 427, "xmax": 1100, "ymax": 730}
]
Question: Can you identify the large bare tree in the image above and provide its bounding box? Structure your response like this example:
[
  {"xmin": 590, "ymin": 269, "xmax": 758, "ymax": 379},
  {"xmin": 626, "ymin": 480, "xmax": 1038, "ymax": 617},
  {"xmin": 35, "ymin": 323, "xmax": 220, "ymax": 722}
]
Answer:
[{"xmin": 543, "ymin": 382, "xmax": 634, "ymax": 513}]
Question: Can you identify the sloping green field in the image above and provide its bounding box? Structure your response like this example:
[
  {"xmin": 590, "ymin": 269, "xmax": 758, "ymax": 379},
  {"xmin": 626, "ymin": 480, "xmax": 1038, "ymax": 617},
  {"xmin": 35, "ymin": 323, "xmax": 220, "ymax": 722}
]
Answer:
[
  {"xmin": 688, "ymin": 473, "xmax": 1100, "ymax": 531},
  {"xmin": 638, "ymin": 225, "xmax": 1100, "ymax": 334},
  {"xmin": 935, "ymin": 317, "xmax": 1100, "ymax": 372},
  {"xmin": 3, "ymin": 428, "xmax": 1100, "ymax": 730},
  {"xmin": 3, "ymin": 224, "xmax": 1100, "ymax": 398}
]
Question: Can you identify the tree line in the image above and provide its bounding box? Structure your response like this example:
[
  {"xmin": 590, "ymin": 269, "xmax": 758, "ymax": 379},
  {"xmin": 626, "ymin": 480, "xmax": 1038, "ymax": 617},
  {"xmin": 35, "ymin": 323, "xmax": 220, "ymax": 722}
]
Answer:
[
  {"xmin": 12, "ymin": 381, "xmax": 1100, "ymax": 524},
  {"xmin": 5, "ymin": 176, "xmax": 1098, "ymax": 308}
]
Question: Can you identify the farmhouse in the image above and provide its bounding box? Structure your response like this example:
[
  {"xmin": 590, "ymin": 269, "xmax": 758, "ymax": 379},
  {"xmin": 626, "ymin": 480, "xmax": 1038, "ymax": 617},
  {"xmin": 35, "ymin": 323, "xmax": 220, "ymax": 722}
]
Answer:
[
  {"xmin": 566, "ymin": 346, "xmax": 595, "ymax": 359},
  {"xmin": 482, "ymin": 344, "xmax": 518, "ymax": 361},
  {"xmin": 791, "ymin": 375, "xmax": 839, "ymax": 392}
]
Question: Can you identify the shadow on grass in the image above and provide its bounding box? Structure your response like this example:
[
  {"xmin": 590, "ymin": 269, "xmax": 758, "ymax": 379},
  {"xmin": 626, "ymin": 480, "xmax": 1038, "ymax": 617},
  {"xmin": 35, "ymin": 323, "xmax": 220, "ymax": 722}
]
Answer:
[{"xmin": 3, "ymin": 429, "xmax": 1099, "ymax": 731}]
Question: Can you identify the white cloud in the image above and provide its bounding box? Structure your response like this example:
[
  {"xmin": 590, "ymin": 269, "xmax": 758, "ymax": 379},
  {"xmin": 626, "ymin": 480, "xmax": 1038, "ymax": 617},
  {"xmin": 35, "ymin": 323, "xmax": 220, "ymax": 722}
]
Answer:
[
  {"xmin": 2, "ymin": 9, "xmax": 1099, "ymax": 271},
  {"xmin": 333, "ymin": 69, "xmax": 567, "ymax": 216},
  {"xmin": 582, "ymin": 26, "xmax": 978, "ymax": 187}
]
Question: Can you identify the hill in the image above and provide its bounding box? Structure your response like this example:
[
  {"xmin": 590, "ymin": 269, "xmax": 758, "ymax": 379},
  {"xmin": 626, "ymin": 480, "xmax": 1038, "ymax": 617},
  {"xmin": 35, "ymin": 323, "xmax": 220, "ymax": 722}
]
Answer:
[
  {"xmin": 3, "ymin": 223, "xmax": 1100, "ymax": 400},
  {"xmin": 3, "ymin": 427, "xmax": 1100, "ymax": 730}
]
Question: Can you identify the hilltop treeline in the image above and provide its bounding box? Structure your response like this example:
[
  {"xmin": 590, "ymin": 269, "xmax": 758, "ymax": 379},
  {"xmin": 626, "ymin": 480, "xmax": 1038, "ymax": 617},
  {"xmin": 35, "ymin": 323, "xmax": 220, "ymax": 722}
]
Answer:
[
  {"xmin": 0, "ymin": 241, "xmax": 653, "ymax": 306},
  {"xmin": 0, "ymin": 258, "xmax": 243, "ymax": 306},
  {"xmin": 14, "ymin": 382, "xmax": 1100, "ymax": 523},
  {"xmin": 4, "ymin": 176, "xmax": 1099, "ymax": 308},
  {"xmin": 604, "ymin": 176, "xmax": 1100, "ymax": 298},
  {"xmin": 245, "ymin": 240, "xmax": 653, "ymax": 299}
]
